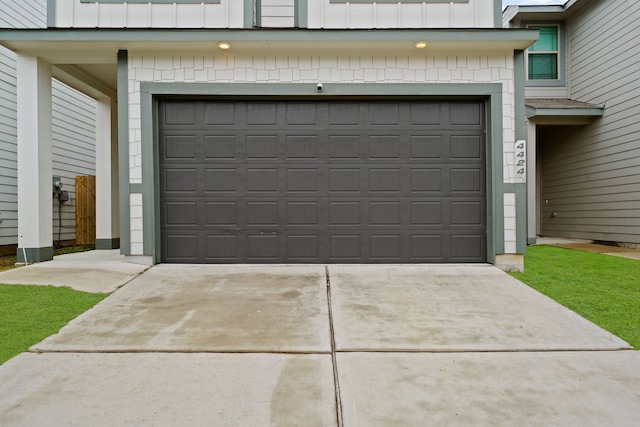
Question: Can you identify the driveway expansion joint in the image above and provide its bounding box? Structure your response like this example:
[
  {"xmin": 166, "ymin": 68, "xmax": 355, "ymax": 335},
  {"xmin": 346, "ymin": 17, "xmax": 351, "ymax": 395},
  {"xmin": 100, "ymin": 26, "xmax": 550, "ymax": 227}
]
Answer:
[{"xmin": 325, "ymin": 265, "xmax": 344, "ymax": 427}]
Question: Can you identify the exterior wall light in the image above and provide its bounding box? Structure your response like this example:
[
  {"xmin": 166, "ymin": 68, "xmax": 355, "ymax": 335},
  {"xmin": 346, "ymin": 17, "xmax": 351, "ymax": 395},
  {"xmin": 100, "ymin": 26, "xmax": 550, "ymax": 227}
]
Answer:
[
  {"xmin": 217, "ymin": 41, "xmax": 231, "ymax": 50},
  {"xmin": 414, "ymin": 41, "xmax": 428, "ymax": 49}
]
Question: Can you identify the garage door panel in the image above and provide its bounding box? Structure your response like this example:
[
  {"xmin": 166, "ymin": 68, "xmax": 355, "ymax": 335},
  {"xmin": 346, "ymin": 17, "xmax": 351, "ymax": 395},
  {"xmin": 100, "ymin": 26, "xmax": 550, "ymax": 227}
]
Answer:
[
  {"xmin": 246, "ymin": 202, "xmax": 279, "ymax": 226},
  {"xmin": 164, "ymin": 135, "xmax": 197, "ymax": 159},
  {"xmin": 246, "ymin": 103, "xmax": 277, "ymax": 125},
  {"xmin": 411, "ymin": 235, "xmax": 444, "ymax": 259},
  {"xmin": 286, "ymin": 235, "xmax": 320, "ymax": 259},
  {"xmin": 286, "ymin": 135, "xmax": 318, "ymax": 159},
  {"xmin": 328, "ymin": 135, "xmax": 361, "ymax": 159},
  {"xmin": 205, "ymin": 168, "xmax": 236, "ymax": 192},
  {"xmin": 451, "ymin": 235, "xmax": 485, "ymax": 260},
  {"xmin": 204, "ymin": 102, "xmax": 235, "ymax": 125},
  {"xmin": 450, "ymin": 168, "xmax": 483, "ymax": 193},
  {"xmin": 450, "ymin": 102, "xmax": 483, "ymax": 126},
  {"xmin": 410, "ymin": 168, "xmax": 442, "ymax": 192},
  {"xmin": 410, "ymin": 202, "xmax": 442, "ymax": 225},
  {"xmin": 246, "ymin": 169, "xmax": 279, "ymax": 192},
  {"xmin": 206, "ymin": 235, "xmax": 238, "ymax": 260},
  {"xmin": 159, "ymin": 99, "xmax": 486, "ymax": 263},
  {"xmin": 286, "ymin": 169, "xmax": 318, "ymax": 192},
  {"xmin": 204, "ymin": 135, "xmax": 237, "ymax": 159},
  {"xmin": 410, "ymin": 135, "xmax": 443, "ymax": 159},
  {"xmin": 329, "ymin": 168, "xmax": 361, "ymax": 192},
  {"xmin": 286, "ymin": 103, "xmax": 319, "ymax": 125},
  {"xmin": 247, "ymin": 234, "xmax": 280, "ymax": 260},
  {"xmin": 450, "ymin": 135, "xmax": 483, "ymax": 160},
  {"xmin": 451, "ymin": 201, "xmax": 485, "ymax": 226},
  {"xmin": 286, "ymin": 202, "xmax": 319, "ymax": 226},
  {"xmin": 164, "ymin": 102, "xmax": 197, "ymax": 125},
  {"xmin": 370, "ymin": 235, "xmax": 402, "ymax": 259},
  {"xmin": 164, "ymin": 169, "xmax": 198, "ymax": 193},
  {"xmin": 369, "ymin": 202, "xmax": 401, "ymax": 226},
  {"xmin": 205, "ymin": 201, "xmax": 238, "ymax": 226},
  {"xmin": 164, "ymin": 234, "xmax": 199, "ymax": 260},
  {"xmin": 164, "ymin": 202, "xmax": 198, "ymax": 227}
]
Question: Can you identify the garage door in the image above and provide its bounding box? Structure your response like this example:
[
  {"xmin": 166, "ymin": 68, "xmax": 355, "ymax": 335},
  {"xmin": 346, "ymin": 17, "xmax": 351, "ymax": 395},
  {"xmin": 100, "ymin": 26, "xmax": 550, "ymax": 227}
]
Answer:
[{"xmin": 158, "ymin": 99, "xmax": 486, "ymax": 263}]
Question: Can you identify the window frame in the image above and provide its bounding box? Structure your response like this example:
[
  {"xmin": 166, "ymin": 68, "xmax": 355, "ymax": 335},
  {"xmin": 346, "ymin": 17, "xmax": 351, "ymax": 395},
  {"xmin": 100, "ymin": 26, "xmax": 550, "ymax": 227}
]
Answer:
[{"xmin": 524, "ymin": 21, "xmax": 565, "ymax": 87}]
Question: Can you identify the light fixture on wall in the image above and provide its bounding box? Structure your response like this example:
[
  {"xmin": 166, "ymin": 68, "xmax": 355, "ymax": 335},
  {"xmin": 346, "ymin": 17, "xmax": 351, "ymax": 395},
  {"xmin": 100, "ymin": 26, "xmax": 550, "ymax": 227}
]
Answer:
[
  {"xmin": 414, "ymin": 41, "xmax": 428, "ymax": 49},
  {"xmin": 217, "ymin": 41, "xmax": 231, "ymax": 50}
]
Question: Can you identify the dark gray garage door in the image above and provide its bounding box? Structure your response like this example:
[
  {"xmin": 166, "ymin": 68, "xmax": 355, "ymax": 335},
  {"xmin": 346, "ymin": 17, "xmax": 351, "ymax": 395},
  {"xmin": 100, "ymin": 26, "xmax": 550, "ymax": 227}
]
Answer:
[{"xmin": 158, "ymin": 99, "xmax": 486, "ymax": 263}]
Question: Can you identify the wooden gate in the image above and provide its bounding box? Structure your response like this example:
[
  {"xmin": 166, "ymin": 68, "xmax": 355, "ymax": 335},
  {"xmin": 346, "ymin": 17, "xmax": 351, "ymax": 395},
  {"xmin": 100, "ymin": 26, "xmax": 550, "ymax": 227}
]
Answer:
[{"xmin": 76, "ymin": 175, "xmax": 96, "ymax": 245}]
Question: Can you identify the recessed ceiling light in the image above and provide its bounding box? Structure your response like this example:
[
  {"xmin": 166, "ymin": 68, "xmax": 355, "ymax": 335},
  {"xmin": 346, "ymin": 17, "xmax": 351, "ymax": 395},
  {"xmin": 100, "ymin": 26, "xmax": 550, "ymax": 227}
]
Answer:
[
  {"xmin": 414, "ymin": 41, "xmax": 428, "ymax": 49},
  {"xmin": 217, "ymin": 41, "xmax": 231, "ymax": 50}
]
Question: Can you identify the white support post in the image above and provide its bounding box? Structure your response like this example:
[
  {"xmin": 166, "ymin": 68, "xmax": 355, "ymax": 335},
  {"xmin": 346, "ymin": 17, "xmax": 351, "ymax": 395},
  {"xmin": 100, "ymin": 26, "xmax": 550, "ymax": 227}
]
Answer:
[
  {"xmin": 95, "ymin": 96, "xmax": 120, "ymax": 249},
  {"xmin": 16, "ymin": 55, "xmax": 53, "ymax": 263}
]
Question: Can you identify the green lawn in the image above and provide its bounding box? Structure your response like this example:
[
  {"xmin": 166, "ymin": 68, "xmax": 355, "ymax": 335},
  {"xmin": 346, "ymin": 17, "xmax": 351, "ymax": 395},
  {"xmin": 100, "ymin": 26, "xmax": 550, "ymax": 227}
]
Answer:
[
  {"xmin": 511, "ymin": 245, "xmax": 640, "ymax": 349},
  {"xmin": 0, "ymin": 285, "xmax": 108, "ymax": 365}
]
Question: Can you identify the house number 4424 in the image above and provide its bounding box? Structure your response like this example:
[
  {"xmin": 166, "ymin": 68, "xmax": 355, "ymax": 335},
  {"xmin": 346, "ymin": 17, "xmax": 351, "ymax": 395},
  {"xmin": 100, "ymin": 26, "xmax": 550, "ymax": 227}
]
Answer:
[{"xmin": 515, "ymin": 140, "xmax": 526, "ymax": 183}]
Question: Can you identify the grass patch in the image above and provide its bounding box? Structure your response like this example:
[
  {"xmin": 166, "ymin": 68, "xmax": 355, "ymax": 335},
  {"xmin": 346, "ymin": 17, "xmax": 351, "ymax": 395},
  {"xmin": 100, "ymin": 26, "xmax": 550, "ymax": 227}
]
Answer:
[
  {"xmin": 511, "ymin": 245, "xmax": 640, "ymax": 349},
  {"xmin": 0, "ymin": 285, "xmax": 108, "ymax": 365}
]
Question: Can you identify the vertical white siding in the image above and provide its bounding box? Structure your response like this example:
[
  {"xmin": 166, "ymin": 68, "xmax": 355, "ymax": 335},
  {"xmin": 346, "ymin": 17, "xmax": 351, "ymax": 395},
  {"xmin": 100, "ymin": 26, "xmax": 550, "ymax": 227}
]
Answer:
[
  {"xmin": 0, "ymin": 47, "xmax": 18, "ymax": 245},
  {"xmin": 307, "ymin": 0, "xmax": 494, "ymax": 29},
  {"xmin": 54, "ymin": 0, "xmax": 245, "ymax": 28},
  {"xmin": 541, "ymin": 0, "xmax": 640, "ymax": 244},
  {"xmin": 51, "ymin": 80, "xmax": 97, "ymax": 244},
  {"xmin": 0, "ymin": 0, "xmax": 46, "ymax": 28},
  {"xmin": 261, "ymin": 0, "xmax": 295, "ymax": 27}
]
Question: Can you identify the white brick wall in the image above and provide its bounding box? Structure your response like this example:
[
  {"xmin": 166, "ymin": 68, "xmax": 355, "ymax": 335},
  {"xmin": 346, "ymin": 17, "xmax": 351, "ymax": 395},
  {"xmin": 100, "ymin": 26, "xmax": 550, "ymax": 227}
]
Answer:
[
  {"xmin": 504, "ymin": 193, "xmax": 517, "ymax": 254},
  {"xmin": 127, "ymin": 52, "xmax": 518, "ymax": 254}
]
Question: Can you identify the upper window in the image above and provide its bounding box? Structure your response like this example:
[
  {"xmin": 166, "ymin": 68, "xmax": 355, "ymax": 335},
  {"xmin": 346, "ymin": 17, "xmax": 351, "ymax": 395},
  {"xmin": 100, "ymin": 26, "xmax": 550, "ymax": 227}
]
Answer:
[{"xmin": 527, "ymin": 25, "xmax": 559, "ymax": 81}]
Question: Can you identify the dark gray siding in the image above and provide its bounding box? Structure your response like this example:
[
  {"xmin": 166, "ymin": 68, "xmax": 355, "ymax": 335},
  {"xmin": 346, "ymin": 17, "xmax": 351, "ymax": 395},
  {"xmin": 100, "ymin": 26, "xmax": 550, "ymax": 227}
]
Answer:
[{"xmin": 541, "ymin": 0, "xmax": 640, "ymax": 244}]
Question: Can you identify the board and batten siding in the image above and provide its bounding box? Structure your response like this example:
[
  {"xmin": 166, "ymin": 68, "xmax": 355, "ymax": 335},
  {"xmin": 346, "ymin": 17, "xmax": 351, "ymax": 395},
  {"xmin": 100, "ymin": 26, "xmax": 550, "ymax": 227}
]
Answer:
[
  {"xmin": 54, "ymin": 0, "xmax": 495, "ymax": 28},
  {"xmin": 541, "ymin": 0, "xmax": 640, "ymax": 244},
  {"xmin": 53, "ymin": 0, "xmax": 245, "ymax": 28},
  {"xmin": 307, "ymin": 0, "xmax": 496, "ymax": 28}
]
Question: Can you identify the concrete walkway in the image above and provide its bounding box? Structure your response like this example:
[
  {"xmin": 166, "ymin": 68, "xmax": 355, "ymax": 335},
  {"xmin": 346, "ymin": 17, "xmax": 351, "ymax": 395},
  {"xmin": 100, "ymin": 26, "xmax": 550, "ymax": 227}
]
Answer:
[
  {"xmin": 536, "ymin": 237, "xmax": 640, "ymax": 260},
  {"xmin": 1, "ymin": 261, "xmax": 639, "ymax": 426},
  {"xmin": 0, "ymin": 249, "xmax": 148, "ymax": 293}
]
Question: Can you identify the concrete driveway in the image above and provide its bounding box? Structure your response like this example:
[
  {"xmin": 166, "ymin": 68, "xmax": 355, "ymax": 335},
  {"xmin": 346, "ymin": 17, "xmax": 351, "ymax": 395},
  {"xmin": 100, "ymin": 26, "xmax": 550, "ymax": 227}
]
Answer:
[{"xmin": 1, "ymin": 262, "xmax": 639, "ymax": 426}]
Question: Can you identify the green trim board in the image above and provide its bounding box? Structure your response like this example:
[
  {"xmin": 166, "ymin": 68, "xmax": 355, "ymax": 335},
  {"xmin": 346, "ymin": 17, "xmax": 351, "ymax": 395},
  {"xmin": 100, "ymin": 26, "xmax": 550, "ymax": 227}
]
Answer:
[
  {"xmin": 0, "ymin": 28, "xmax": 539, "ymax": 44},
  {"xmin": 513, "ymin": 50, "xmax": 527, "ymax": 254},
  {"xmin": 138, "ymin": 82, "xmax": 506, "ymax": 264},
  {"xmin": 514, "ymin": 50, "xmax": 526, "ymax": 142},
  {"xmin": 244, "ymin": 0, "xmax": 255, "ymax": 28},
  {"xmin": 16, "ymin": 247, "xmax": 54, "ymax": 264},
  {"xmin": 494, "ymin": 0, "xmax": 501, "ymax": 28},
  {"xmin": 117, "ymin": 50, "xmax": 130, "ymax": 255},
  {"xmin": 295, "ymin": 0, "xmax": 307, "ymax": 28},
  {"xmin": 96, "ymin": 238, "xmax": 121, "ymax": 249},
  {"xmin": 47, "ymin": 0, "xmax": 56, "ymax": 28}
]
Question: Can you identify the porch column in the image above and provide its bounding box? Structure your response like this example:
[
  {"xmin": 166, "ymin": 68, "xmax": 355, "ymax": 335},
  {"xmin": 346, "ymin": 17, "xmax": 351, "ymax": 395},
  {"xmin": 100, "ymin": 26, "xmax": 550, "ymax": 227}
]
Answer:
[
  {"xmin": 526, "ymin": 120, "xmax": 538, "ymax": 244},
  {"xmin": 16, "ymin": 55, "xmax": 53, "ymax": 263},
  {"xmin": 95, "ymin": 96, "xmax": 120, "ymax": 249}
]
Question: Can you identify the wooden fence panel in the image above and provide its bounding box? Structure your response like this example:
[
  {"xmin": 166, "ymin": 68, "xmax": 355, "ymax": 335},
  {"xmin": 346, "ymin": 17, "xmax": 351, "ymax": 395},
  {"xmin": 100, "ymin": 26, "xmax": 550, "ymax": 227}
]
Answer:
[{"xmin": 75, "ymin": 175, "xmax": 96, "ymax": 245}]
